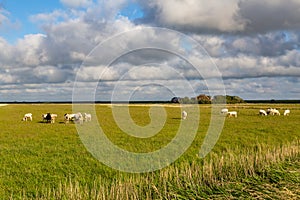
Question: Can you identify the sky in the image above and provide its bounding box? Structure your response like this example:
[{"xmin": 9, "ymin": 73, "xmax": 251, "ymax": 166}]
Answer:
[{"xmin": 0, "ymin": 0, "xmax": 300, "ymax": 102}]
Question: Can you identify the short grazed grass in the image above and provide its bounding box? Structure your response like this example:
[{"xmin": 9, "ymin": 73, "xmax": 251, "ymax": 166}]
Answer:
[{"xmin": 0, "ymin": 104, "xmax": 299, "ymax": 199}]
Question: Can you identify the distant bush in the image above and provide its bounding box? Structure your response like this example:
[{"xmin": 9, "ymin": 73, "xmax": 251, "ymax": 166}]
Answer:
[{"xmin": 226, "ymin": 95, "xmax": 245, "ymax": 104}]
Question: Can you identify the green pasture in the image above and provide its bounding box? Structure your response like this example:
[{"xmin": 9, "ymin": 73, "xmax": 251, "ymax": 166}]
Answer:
[{"xmin": 0, "ymin": 104, "xmax": 299, "ymax": 199}]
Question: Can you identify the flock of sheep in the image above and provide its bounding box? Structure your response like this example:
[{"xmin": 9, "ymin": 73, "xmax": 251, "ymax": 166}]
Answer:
[
  {"xmin": 22, "ymin": 112, "xmax": 92, "ymax": 124},
  {"xmin": 220, "ymin": 108, "xmax": 290, "ymax": 118},
  {"xmin": 64, "ymin": 113, "xmax": 92, "ymax": 124},
  {"xmin": 220, "ymin": 109, "xmax": 238, "ymax": 117},
  {"xmin": 259, "ymin": 108, "xmax": 290, "ymax": 116},
  {"xmin": 22, "ymin": 107, "xmax": 291, "ymax": 123}
]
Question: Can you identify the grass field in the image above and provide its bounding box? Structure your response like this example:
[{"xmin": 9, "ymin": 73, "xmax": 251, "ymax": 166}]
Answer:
[{"xmin": 0, "ymin": 104, "xmax": 299, "ymax": 199}]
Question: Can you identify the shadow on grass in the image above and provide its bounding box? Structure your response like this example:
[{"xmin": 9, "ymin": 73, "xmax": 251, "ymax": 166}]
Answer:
[{"xmin": 172, "ymin": 117, "xmax": 182, "ymax": 120}]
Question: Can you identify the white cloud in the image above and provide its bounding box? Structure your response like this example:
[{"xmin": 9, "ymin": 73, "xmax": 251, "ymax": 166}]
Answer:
[
  {"xmin": 0, "ymin": 9, "xmax": 21, "ymax": 33},
  {"xmin": 214, "ymin": 53, "xmax": 300, "ymax": 80},
  {"xmin": 33, "ymin": 66, "xmax": 71, "ymax": 83},
  {"xmin": 145, "ymin": 0, "xmax": 246, "ymax": 32},
  {"xmin": 60, "ymin": 0, "xmax": 93, "ymax": 8},
  {"xmin": 76, "ymin": 65, "xmax": 120, "ymax": 82},
  {"xmin": 29, "ymin": 10, "xmax": 70, "ymax": 24},
  {"xmin": 277, "ymin": 49, "xmax": 300, "ymax": 67},
  {"xmin": 224, "ymin": 77, "xmax": 300, "ymax": 100},
  {"xmin": 0, "ymin": 37, "xmax": 14, "ymax": 66},
  {"xmin": 126, "ymin": 65, "xmax": 180, "ymax": 80},
  {"xmin": 138, "ymin": 0, "xmax": 300, "ymax": 34},
  {"xmin": 193, "ymin": 31, "xmax": 299, "ymax": 58},
  {"xmin": 14, "ymin": 34, "xmax": 48, "ymax": 66},
  {"xmin": 1, "ymin": 0, "xmax": 300, "ymax": 101}
]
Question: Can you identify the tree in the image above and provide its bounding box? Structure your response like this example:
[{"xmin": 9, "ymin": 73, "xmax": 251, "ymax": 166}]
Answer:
[
  {"xmin": 212, "ymin": 95, "xmax": 245, "ymax": 104},
  {"xmin": 212, "ymin": 95, "xmax": 226, "ymax": 104},
  {"xmin": 172, "ymin": 94, "xmax": 244, "ymax": 104},
  {"xmin": 197, "ymin": 94, "xmax": 211, "ymax": 104},
  {"xmin": 171, "ymin": 97, "xmax": 180, "ymax": 103},
  {"xmin": 179, "ymin": 96, "xmax": 192, "ymax": 104},
  {"xmin": 226, "ymin": 95, "xmax": 245, "ymax": 104}
]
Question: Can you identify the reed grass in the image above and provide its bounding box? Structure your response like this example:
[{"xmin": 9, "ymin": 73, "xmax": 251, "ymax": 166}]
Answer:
[{"xmin": 33, "ymin": 140, "xmax": 299, "ymax": 199}]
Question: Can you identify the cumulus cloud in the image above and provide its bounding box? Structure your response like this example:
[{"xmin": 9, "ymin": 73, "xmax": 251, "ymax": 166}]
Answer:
[
  {"xmin": 214, "ymin": 53, "xmax": 300, "ymax": 80},
  {"xmin": 239, "ymin": 0, "xmax": 300, "ymax": 33},
  {"xmin": 225, "ymin": 77, "xmax": 300, "ymax": 100},
  {"xmin": 0, "ymin": 37, "xmax": 15, "ymax": 66},
  {"xmin": 76, "ymin": 65, "xmax": 120, "ymax": 82},
  {"xmin": 15, "ymin": 34, "xmax": 48, "ymax": 66},
  {"xmin": 0, "ymin": 0, "xmax": 300, "ymax": 101},
  {"xmin": 278, "ymin": 49, "xmax": 300, "ymax": 67},
  {"xmin": 137, "ymin": 0, "xmax": 300, "ymax": 34},
  {"xmin": 33, "ymin": 66, "xmax": 72, "ymax": 83},
  {"xmin": 29, "ymin": 10, "xmax": 70, "ymax": 25},
  {"xmin": 193, "ymin": 31, "xmax": 300, "ymax": 58},
  {"xmin": 148, "ymin": 0, "xmax": 246, "ymax": 32}
]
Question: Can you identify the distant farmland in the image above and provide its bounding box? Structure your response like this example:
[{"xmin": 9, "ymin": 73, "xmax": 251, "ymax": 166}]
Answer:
[{"xmin": 0, "ymin": 104, "xmax": 299, "ymax": 199}]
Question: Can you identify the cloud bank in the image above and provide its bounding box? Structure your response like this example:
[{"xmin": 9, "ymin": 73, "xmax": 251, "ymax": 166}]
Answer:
[{"xmin": 0, "ymin": 0, "xmax": 300, "ymax": 101}]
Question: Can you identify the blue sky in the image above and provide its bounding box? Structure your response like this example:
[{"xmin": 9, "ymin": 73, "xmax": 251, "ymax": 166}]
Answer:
[
  {"xmin": 118, "ymin": 1, "xmax": 143, "ymax": 20},
  {"xmin": 2, "ymin": 0, "xmax": 144, "ymax": 43},
  {"xmin": 1, "ymin": 0, "xmax": 63, "ymax": 43},
  {"xmin": 0, "ymin": 0, "xmax": 300, "ymax": 101}
]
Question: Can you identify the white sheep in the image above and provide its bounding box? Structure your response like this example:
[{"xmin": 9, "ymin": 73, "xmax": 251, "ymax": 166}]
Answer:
[
  {"xmin": 182, "ymin": 110, "xmax": 187, "ymax": 120},
  {"xmin": 22, "ymin": 113, "xmax": 32, "ymax": 121},
  {"xmin": 221, "ymin": 108, "xmax": 228, "ymax": 114},
  {"xmin": 284, "ymin": 109, "xmax": 290, "ymax": 116},
  {"xmin": 50, "ymin": 114, "xmax": 57, "ymax": 123},
  {"xmin": 259, "ymin": 109, "xmax": 267, "ymax": 116},
  {"xmin": 268, "ymin": 108, "xmax": 280, "ymax": 116},
  {"xmin": 227, "ymin": 111, "xmax": 237, "ymax": 118},
  {"xmin": 84, "ymin": 113, "xmax": 92, "ymax": 122}
]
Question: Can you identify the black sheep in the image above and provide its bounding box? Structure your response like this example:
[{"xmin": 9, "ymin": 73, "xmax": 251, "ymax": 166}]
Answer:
[{"xmin": 46, "ymin": 113, "xmax": 52, "ymax": 123}]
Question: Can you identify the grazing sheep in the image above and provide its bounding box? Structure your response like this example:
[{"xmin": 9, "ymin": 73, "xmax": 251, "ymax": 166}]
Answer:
[
  {"xmin": 64, "ymin": 113, "xmax": 76, "ymax": 124},
  {"xmin": 50, "ymin": 114, "xmax": 57, "ymax": 123},
  {"xmin": 64, "ymin": 113, "xmax": 83, "ymax": 124},
  {"xmin": 221, "ymin": 108, "xmax": 228, "ymax": 114},
  {"xmin": 268, "ymin": 108, "xmax": 280, "ymax": 116},
  {"xmin": 42, "ymin": 113, "xmax": 58, "ymax": 123},
  {"xmin": 182, "ymin": 110, "xmax": 187, "ymax": 120},
  {"xmin": 45, "ymin": 113, "xmax": 52, "ymax": 123},
  {"xmin": 74, "ymin": 113, "xmax": 84, "ymax": 124},
  {"xmin": 284, "ymin": 109, "xmax": 290, "ymax": 116},
  {"xmin": 42, "ymin": 114, "xmax": 47, "ymax": 122},
  {"xmin": 273, "ymin": 109, "xmax": 280, "ymax": 116},
  {"xmin": 84, "ymin": 113, "xmax": 92, "ymax": 122},
  {"xmin": 22, "ymin": 113, "xmax": 32, "ymax": 121},
  {"xmin": 259, "ymin": 109, "xmax": 267, "ymax": 116},
  {"xmin": 227, "ymin": 111, "xmax": 237, "ymax": 118}
]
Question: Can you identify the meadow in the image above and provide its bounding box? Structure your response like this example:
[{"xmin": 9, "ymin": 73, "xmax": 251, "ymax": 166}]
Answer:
[{"xmin": 0, "ymin": 103, "xmax": 299, "ymax": 199}]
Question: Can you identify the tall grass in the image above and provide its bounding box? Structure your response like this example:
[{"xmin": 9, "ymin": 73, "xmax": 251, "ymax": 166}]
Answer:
[{"xmin": 30, "ymin": 140, "xmax": 299, "ymax": 199}]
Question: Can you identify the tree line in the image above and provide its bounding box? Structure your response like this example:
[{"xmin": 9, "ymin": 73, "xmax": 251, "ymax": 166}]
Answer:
[{"xmin": 171, "ymin": 94, "xmax": 245, "ymax": 104}]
